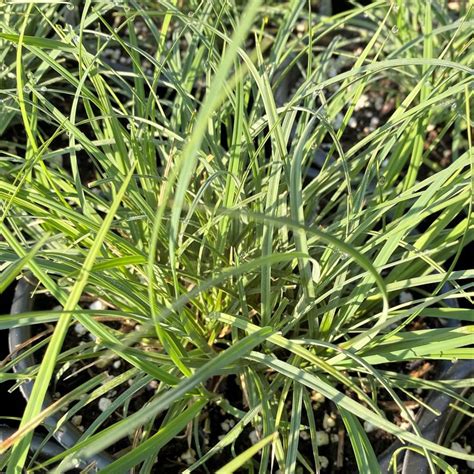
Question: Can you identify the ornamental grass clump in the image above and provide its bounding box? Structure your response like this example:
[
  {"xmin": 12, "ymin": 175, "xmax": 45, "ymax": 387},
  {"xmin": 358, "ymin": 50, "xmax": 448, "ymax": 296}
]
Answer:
[{"xmin": 0, "ymin": 0, "xmax": 473, "ymax": 472}]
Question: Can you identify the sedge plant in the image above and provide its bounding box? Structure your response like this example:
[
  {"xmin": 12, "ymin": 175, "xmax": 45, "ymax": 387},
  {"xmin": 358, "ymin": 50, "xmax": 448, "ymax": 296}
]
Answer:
[{"xmin": 0, "ymin": 0, "xmax": 473, "ymax": 472}]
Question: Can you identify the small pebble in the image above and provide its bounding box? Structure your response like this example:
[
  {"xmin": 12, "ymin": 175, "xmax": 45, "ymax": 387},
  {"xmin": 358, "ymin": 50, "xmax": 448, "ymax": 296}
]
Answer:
[
  {"xmin": 98, "ymin": 397, "xmax": 113, "ymax": 412},
  {"xmin": 348, "ymin": 117, "xmax": 357, "ymax": 128},
  {"xmin": 220, "ymin": 420, "xmax": 231, "ymax": 432},
  {"xmin": 319, "ymin": 455, "xmax": 329, "ymax": 469},
  {"xmin": 451, "ymin": 442, "xmax": 467, "ymax": 454},
  {"xmin": 364, "ymin": 421, "xmax": 376, "ymax": 433},
  {"xmin": 316, "ymin": 431, "xmax": 329, "ymax": 446},
  {"xmin": 399, "ymin": 291, "xmax": 414, "ymax": 304},
  {"xmin": 72, "ymin": 415, "xmax": 83, "ymax": 426},
  {"xmin": 179, "ymin": 448, "xmax": 196, "ymax": 465},
  {"xmin": 323, "ymin": 412, "xmax": 336, "ymax": 431},
  {"xmin": 113, "ymin": 360, "xmax": 122, "ymax": 369},
  {"xmin": 311, "ymin": 391, "xmax": 325, "ymax": 403},
  {"xmin": 295, "ymin": 22, "xmax": 306, "ymax": 33},
  {"xmin": 330, "ymin": 434, "xmax": 339, "ymax": 443},
  {"xmin": 299, "ymin": 430, "xmax": 310, "ymax": 440},
  {"xmin": 374, "ymin": 96, "xmax": 384, "ymax": 110},
  {"xmin": 74, "ymin": 323, "xmax": 87, "ymax": 337},
  {"xmin": 369, "ymin": 116, "xmax": 380, "ymax": 130},
  {"xmin": 89, "ymin": 300, "xmax": 106, "ymax": 310},
  {"xmin": 355, "ymin": 94, "xmax": 369, "ymax": 111},
  {"xmin": 249, "ymin": 430, "xmax": 259, "ymax": 445}
]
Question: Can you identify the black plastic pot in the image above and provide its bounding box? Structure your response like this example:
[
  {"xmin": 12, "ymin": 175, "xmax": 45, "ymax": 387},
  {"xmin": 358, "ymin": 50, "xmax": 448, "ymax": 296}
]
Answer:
[
  {"xmin": 378, "ymin": 285, "xmax": 473, "ymax": 473},
  {"xmin": 379, "ymin": 360, "xmax": 473, "ymax": 473},
  {"xmin": 0, "ymin": 426, "xmax": 63, "ymax": 459},
  {"xmin": 8, "ymin": 278, "xmax": 114, "ymax": 470}
]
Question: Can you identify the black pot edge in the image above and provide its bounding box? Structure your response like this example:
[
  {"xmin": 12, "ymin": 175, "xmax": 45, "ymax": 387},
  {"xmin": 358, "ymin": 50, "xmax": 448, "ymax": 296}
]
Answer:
[
  {"xmin": 8, "ymin": 278, "xmax": 113, "ymax": 470},
  {"xmin": 378, "ymin": 284, "xmax": 474, "ymax": 473}
]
